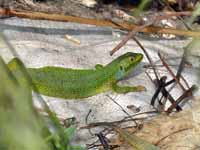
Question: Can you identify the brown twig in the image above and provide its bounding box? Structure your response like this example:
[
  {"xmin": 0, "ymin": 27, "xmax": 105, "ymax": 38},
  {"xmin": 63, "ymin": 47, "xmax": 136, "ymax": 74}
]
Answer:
[
  {"xmin": 85, "ymin": 109, "xmax": 94, "ymax": 136},
  {"xmin": 80, "ymin": 110, "xmax": 158, "ymax": 130},
  {"xmin": 162, "ymin": 11, "xmax": 192, "ymax": 17},
  {"xmin": 80, "ymin": 117, "xmax": 145, "ymax": 129},
  {"xmin": 110, "ymin": 22, "xmax": 153, "ymax": 55},
  {"xmin": 151, "ymin": 76, "xmax": 182, "ymax": 111},
  {"xmin": 166, "ymin": 85, "xmax": 196, "ymax": 114},
  {"xmin": 161, "ymin": 84, "xmax": 182, "ymax": 111},
  {"xmin": 0, "ymin": 8, "xmax": 199, "ymax": 37},
  {"xmin": 85, "ymin": 109, "xmax": 92, "ymax": 125},
  {"xmin": 150, "ymin": 52, "xmax": 196, "ymax": 114},
  {"xmin": 145, "ymin": 71, "xmax": 155, "ymax": 84},
  {"xmin": 87, "ymin": 143, "xmax": 119, "ymax": 150},
  {"xmin": 132, "ymin": 36, "xmax": 159, "ymax": 80},
  {"xmin": 180, "ymin": 74, "xmax": 190, "ymax": 89},
  {"xmin": 107, "ymin": 95, "xmax": 138, "ymax": 126},
  {"xmin": 109, "ymin": 10, "xmax": 195, "ymax": 55},
  {"xmin": 95, "ymin": 132, "xmax": 110, "ymax": 150},
  {"xmin": 132, "ymin": 37, "xmax": 182, "ymax": 111},
  {"xmin": 155, "ymin": 127, "xmax": 192, "ymax": 145},
  {"xmin": 176, "ymin": 52, "xmax": 191, "ymax": 89},
  {"xmin": 132, "ymin": 39, "xmax": 181, "ymax": 110},
  {"xmin": 160, "ymin": 0, "xmax": 192, "ymax": 30},
  {"xmin": 86, "ymin": 128, "xmax": 113, "ymax": 149},
  {"xmin": 151, "ymin": 76, "xmax": 167, "ymax": 106},
  {"xmin": 158, "ymin": 52, "xmax": 186, "ymax": 91},
  {"xmin": 147, "ymin": 51, "xmax": 193, "ymax": 113}
]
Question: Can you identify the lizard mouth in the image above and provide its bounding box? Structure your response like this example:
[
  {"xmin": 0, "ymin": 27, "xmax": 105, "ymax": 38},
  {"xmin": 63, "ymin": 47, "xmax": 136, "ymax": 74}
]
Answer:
[{"xmin": 136, "ymin": 53, "xmax": 143, "ymax": 62}]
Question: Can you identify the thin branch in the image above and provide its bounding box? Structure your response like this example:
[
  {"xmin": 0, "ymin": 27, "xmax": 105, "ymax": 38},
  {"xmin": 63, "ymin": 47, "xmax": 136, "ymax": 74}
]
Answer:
[
  {"xmin": 110, "ymin": 10, "xmax": 195, "ymax": 55},
  {"xmin": 176, "ymin": 52, "xmax": 190, "ymax": 89},
  {"xmin": 158, "ymin": 52, "xmax": 186, "ymax": 91},
  {"xmin": 106, "ymin": 95, "xmax": 138, "ymax": 126},
  {"xmin": 110, "ymin": 21, "xmax": 153, "ymax": 55},
  {"xmin": 80, "ymin": 110, "xmax": 158, "ymax": 129},
  {"xmin": 132, "ymin": 36, "xmax": 159, "ymax": 80},
  {"xmin": 166, "ymin": 86, "xmax": 196, "ymax": 114},
  {"xmin": 155, "ymin": 127, "xmax": 192, "ymax": 145},
  {"xmin": 80, "ymin": 117, "xmax": 144, "ymax": 129},
  {"xmin": 0, "ymin": 8, "xmax": 199, "ymax": 37}
]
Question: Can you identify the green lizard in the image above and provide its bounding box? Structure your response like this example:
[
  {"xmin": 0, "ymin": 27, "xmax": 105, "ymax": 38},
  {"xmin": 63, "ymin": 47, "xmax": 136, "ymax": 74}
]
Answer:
[{"xmin": 8, "ymin": 52, "xmax": 145, "ymax": 99}]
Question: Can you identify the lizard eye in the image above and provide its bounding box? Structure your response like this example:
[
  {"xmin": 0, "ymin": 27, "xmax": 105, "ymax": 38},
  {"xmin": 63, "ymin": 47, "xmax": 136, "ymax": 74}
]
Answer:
[{"xmin": 130, "ymin": 57, "xmax": 134, "ymax": 61}]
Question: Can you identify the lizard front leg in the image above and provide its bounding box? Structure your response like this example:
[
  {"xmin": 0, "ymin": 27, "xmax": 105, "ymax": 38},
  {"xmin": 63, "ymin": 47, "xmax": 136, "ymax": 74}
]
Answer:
[
  {"xmin": 95, "ymin": 64, "xmax": 104, "ymax": 70},
  {"xmin": 112, "ymin": 82, "xmax": 146, "ymax": 94}
]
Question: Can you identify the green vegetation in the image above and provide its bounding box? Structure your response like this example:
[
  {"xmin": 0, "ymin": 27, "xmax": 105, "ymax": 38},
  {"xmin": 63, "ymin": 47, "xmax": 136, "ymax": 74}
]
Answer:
[{"xmin": 0, "ymin": 35, "xmax": 85, "ymax": 150}]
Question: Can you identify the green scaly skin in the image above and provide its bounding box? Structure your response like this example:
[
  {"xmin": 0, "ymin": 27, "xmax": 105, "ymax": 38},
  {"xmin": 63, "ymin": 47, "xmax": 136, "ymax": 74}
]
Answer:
[{"xmin": 8, "ymin": 52, "xmax": 145, "ymax": 99}]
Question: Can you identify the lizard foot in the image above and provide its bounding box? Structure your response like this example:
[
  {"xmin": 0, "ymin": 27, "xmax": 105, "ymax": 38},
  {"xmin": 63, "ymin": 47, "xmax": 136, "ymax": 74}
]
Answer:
[{"xmin": 135, "ymin": 85, "xmax": 146, "ymax": 92}]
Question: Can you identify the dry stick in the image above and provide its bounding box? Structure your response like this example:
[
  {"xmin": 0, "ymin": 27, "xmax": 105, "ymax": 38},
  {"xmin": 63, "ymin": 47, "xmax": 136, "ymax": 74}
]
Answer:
[
  {"xmin": 145, "ymin": 71, "xmax": 155, "ymax": 83},
  {"xmin": 163, "ymin": 11, "xmax": 192, "ymax": 17},
  {"xmin": 87, "ymin": 143, "xmax": 118, "ymax": 150},
  {"xmin": 161, "ymin": 53, "xmax": 190, "ymax": 100},
  {"xmin": 132, "ymin": 36, "xmax": 159, "ymax": 80},
  {"xmin": 106, "ymin": 95, "xmax": 138, "ymax": 126},
  {"xmin": 110, "ymin": 21, "xmax": 153, "ymax": 56},
  {"xmin": 160, "ymin": 0, "xmax": 192, "ymax": 30},
  {"xmin": 166, "ymin": 86, "xmax": 195, "ymax": 114},
  {"xmin": 156, "ymin": 10, "xmax": 192, "ymax": 30},
  {"xmin": 80, "ymin": 117, "xmax": 144, "ymax": 129},
  {"xmin": 143, "ymin": 55, "xmax": 193, "ymax": 69},
  {"xmin": 123, "ymin": 110, "xmax": 158, "ymax": 120},
  {"xmin": 180, "ymin": 74, "xmax": 190, "ymax": 89},
  {"xmin": 152, "ymin": 76, "xmax": 182, "ymax": 111},
  {"xmin": 85, "ymin": 109, "xmax": 94, "ymax": 136},
  {"xmin": 95, "ymin": 132, "xmax": 110, "ymax": 150},
  {"xmin": 176, "ymin": 52, "xmax": 190, "ymax": 89},
  {"xmin": 86, "ymin": 128, "xmax": 112, "ymax": 150},
  {"xmin": 131, "ymin": 37, "xmax": 169, "ymax": 108},
  {"xmin": 161, "ymin": 86, "xmax": 182, "ymax": 112},
  {"xmin": 145, "ymin": 71, "xmax": 163, "ymax": 110},
  {"xmin": 133, "ymin": 36, "xmax": 173, "ymax": 110},
  {"xmin": 158, "ymin": 52, "xmax": 194, "ymax": 113},
  {"xmin": 151, "ymin": 76, "xmax": 167, "ymax": 106},
  {"xmin": 158, "ymin": 52, "xmax": 186, "ymax": 91},
  {"xmin": 175, "ymin": 54, "xmax": 185, "ymax": 79},
  {"xmin": 109, "ymin": 11, "xmax": 196, "ymax": 56},
  {"xmin": 0, "ymin": 8, "xmax": 200, "ymax": 37},
  {"xmin": 155, "ymin": 127, "xmax": 192, "ymax": 146},
  {"xmin": 145, "ymin": 65, "xmax": 181, "ymax": 111},
  {"xmin": 81, "ymin": 110, "xmax": 158, "ymax": 129},
  {"xmin": 85, "ymin": 109, "xmax": 92, "ymax": 125}
]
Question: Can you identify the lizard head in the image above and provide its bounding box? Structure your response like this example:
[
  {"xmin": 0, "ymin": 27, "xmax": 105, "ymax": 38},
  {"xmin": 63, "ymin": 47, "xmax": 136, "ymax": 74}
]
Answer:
[{"xmin": 114, "ymin": 52, "xmax": 143, "ymax": 80}]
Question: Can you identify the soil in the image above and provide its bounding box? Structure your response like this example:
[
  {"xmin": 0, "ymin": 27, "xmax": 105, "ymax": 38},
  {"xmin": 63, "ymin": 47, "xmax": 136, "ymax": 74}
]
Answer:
[{"xmin": 6, "ymin": 0, "xmax": 120, "ymax": 19}]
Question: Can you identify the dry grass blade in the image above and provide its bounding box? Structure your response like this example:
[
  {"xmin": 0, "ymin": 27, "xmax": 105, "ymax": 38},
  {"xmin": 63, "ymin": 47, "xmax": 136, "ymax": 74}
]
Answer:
[{"xmin": 114, "ymin": 127, "xmax": 159, "ymax": 150}]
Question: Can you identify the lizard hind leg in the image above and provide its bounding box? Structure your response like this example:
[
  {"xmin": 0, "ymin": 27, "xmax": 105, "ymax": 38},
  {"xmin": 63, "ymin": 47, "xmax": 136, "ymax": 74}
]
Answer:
[{"xmin": 95, "ymin": 64, "xmax": 104, "ymax": 70}]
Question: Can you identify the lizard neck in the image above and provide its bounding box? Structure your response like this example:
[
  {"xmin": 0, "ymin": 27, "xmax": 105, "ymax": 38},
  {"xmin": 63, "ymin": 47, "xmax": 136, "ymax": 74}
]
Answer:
[{"xmin": 103, "ymin": 61, "xmax": 120, "ymax": 82}]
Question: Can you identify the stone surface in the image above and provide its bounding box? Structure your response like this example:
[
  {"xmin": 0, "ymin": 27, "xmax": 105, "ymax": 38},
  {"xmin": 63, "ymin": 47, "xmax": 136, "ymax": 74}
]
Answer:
[{"xmin": 0, "ymin": 17, "xmax": 199, "ymax": 146}]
